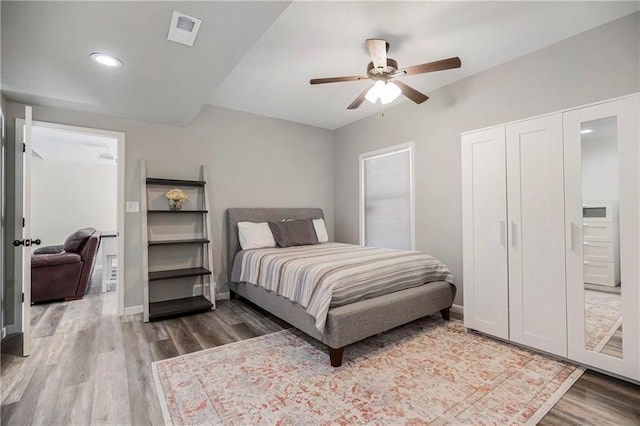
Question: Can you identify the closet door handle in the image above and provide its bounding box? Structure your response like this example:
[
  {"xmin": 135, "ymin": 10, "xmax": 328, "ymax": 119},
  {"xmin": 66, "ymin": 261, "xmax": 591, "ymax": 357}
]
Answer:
[
  {"xmin": 500, "ymin": 221, "xmax": 506, "ymax": 247},
  {"xmin": 511, "ymin": 222, "xmax": 517, "ymax": 249},
  {"xmin": 569, "ymin": 222, "xmax": 582, "ymax": 253},
  {"xmin": 569, "ymin": 223, "xmax": 575, "ymax": 252}
]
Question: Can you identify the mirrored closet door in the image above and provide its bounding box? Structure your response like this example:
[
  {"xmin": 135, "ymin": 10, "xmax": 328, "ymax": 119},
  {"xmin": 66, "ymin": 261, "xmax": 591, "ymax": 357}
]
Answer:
[{"xmin": 564, "ymin": 95, "xmax": 640, "ymax": 380}]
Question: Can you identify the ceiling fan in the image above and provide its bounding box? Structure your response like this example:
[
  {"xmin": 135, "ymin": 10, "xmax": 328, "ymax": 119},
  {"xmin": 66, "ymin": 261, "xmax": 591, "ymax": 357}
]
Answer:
[{"xmin": 310, "ymin": 39, "xmax": 462, "ymax": 110}]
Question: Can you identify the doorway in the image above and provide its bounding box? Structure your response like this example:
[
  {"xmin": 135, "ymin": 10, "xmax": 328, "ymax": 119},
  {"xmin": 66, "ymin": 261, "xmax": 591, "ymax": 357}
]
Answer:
[{"xmin": 9, "ymin": 119, "xmax": 125, "ymax": 356}]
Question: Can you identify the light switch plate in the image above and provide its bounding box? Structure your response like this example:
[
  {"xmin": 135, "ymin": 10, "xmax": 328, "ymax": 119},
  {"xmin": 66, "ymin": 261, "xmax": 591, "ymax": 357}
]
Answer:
[{"xmin": 126, "ymin": 201, "xmax": 139, "ymax": 213}]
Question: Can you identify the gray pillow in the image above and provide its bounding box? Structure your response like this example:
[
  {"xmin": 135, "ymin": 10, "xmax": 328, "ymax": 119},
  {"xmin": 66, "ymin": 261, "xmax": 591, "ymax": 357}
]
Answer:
[
  {"xmin": 268, "ymin": 219, "xmax": 318, "ymax": 247},
  {"xmin": 63, "ymin": 227, "xmax": 96, "ymax": 252}
]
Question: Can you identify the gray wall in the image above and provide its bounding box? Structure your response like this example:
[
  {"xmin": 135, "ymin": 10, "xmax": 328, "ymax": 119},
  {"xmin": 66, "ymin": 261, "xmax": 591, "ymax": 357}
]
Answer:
[
  {"xmin": 333, "ymin": 13, "xmax": 640, "ymax": 306},
  {"xmin": 4, "ymin": 103, "xmax": 334, "ymax": 309},
  {"xmin": 31, "ymin": 157, "xmax": 117, "ymax": 248},
  {"xmin": 582, "ymin": 136, "xmax": 619, "ymax": 202}
]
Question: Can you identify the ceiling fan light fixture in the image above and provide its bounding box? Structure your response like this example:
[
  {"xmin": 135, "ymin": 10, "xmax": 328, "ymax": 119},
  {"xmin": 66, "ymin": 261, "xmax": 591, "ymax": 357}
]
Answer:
[
  {"xmin": 365, "ymin": 80, "xmax": 385, "ymax": 103},
  {"xmin": 313, "ymin": 39, "xmax": 458, "ymax": 109},
  {"xmin": 380, "ymin": 81, "xmax": 401, "ymax": 104}
]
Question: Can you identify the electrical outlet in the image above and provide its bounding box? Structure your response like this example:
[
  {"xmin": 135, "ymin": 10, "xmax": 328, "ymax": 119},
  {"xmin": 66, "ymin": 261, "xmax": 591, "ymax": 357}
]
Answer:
[
  {"xmin": 192, "ymin": 284, "xmax": 203, "ymax": 296},
  {"xmin": 126, "ymin": 201, "xmax": 139, "ymax": 213}
]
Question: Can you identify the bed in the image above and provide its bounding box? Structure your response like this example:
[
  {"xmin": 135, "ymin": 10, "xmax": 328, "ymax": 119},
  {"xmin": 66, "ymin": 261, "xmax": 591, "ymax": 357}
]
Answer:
[{"xmin": 225, "ymin": 208, "xmax": 456, "ymax": 367}]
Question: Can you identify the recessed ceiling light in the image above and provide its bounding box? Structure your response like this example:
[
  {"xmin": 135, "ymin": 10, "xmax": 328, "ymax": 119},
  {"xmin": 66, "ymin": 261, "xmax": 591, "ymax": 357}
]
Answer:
[
  {"xmin": 581, "ymin": 129, "xmax": 593, "ymax": 134},
  {"xmin": 90, "ymin": 53, "xmax": 122, "ymax": 67}
]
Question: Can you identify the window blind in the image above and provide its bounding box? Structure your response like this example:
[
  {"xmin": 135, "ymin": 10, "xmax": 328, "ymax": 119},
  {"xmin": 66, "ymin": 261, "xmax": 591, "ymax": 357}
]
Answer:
[{"xmin": 362, "ymin": 147, "xmax": 412, "ymax": 250}]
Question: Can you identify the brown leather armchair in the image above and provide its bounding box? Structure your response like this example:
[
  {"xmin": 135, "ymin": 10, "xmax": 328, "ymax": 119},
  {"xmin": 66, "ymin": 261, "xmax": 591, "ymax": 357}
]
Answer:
[{"xmin": 31, "ymin": 228, "xmax": 102, "ymax": 303}]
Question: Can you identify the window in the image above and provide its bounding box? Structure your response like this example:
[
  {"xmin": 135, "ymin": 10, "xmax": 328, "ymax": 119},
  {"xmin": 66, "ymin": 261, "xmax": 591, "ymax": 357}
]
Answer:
[{"xmin": 359, "ymin": 143, "xmax": 414, "ymax": 250}]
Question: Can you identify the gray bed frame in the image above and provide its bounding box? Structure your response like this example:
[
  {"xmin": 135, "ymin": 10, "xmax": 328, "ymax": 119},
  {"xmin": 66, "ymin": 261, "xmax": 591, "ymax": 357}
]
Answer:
[{"xmin": 225, "ymin": 208, "xmax": 455, "ymax": 367}]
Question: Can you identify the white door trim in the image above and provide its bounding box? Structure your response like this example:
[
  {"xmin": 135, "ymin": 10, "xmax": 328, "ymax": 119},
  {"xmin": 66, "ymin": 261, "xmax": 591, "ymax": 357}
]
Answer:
[{"xmin": 17, "ymin": 119, "xmax": 126, "ymax": 316}]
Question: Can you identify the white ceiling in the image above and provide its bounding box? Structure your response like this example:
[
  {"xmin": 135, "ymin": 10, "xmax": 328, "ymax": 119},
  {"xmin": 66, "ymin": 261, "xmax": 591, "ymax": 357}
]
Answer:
[
  {"xmin": 1, "ymin": 1, "xmax": 291, "ymax": 126},
  {"xmin": 2, "ymin": 2, "xmax": 638, "ymax": 130},
  {"xmin": 32, "ymin": 126, "xmax": 118, "ymax": 165}
]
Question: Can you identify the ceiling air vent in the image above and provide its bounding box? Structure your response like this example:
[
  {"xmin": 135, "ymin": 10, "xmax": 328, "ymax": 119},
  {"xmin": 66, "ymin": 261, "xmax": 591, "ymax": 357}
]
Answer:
[{"xmin": 167, "ymin": 11, "xmax": 202, "ymax": 47}]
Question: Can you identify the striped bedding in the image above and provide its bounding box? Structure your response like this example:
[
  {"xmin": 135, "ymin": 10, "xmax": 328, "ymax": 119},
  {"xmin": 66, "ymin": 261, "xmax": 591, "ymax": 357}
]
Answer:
[{"xmin": 231, "ymin": 243, "xmax": 454, "ymax": 333}]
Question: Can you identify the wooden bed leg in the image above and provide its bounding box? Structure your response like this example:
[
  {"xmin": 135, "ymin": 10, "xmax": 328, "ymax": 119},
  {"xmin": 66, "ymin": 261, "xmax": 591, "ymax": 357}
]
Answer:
[
  {"xmin": 440, "ymin": 307, "xmax": 451, "ymax": 321},
  {"xmin": 329, "ymin": 347, "xmax": 344, "ymax": 367},
  {"xmin": 229, "ymin": 290, "xmax": 237, "ymax": 299}
]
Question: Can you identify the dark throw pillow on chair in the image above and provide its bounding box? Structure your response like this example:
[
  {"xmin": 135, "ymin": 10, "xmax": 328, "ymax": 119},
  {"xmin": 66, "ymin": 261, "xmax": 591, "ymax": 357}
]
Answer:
[{"xmin": 63, "ymin": 228, "xmax": 96, "ymax": 253}]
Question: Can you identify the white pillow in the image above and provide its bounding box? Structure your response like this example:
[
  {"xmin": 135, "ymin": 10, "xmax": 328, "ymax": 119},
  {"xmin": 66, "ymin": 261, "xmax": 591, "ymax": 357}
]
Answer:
[
  {"xmin": 238, "ymin": 222, "xmax": 276, "ymax": 250},
  {"xmin": 312, "ymin": 218, "xmax": 329, "ymax": 243}
]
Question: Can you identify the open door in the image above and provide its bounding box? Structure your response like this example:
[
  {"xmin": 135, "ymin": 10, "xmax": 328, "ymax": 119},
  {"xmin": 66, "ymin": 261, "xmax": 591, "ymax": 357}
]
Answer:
[{"xmin": 13, "ymin": 106, "xmax": 39, "ymax": 356}]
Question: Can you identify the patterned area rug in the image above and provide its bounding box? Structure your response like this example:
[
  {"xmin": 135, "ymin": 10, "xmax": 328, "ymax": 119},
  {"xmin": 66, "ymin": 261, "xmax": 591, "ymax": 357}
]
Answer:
[
  {"xmin": 153, "ymin": 316, "xmax": 583, "ymax": 425},
  {"xmin": 584, "ymin": 289, "xmax": 623, "ymax": 352}
]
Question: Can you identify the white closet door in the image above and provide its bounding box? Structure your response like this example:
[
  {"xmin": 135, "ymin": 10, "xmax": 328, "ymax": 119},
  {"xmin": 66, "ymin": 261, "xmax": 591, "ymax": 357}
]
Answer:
[
  {"xmin": 462, "ymin": 127, "xmax": 509, "ymax": 339},
  {"xmin": 564, "ymin": 95, "xmax": 640, "ymax": 380},
  {"xmin": 506, "ymin": 114, "xmax": 567, "ymax": 356}
]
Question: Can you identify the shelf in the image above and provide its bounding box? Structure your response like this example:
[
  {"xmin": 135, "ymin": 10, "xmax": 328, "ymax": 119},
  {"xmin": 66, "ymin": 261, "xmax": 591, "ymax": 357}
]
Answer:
[
  {"xmin": 149, "ymin": 295, "xmax": 213, "ymax": 320},
  {"xmin": 148, "ymin": 239, "xmax": 210, "ymax": 246},
  {"xmin": 146, "ymin": 178, "xmax": 206, "ymax": 187},
  {"xmin": 148, "ymin": 267, "xmax": 211, "ymax": 281},
  {"xmin": 147, "ymin": 209, "xmax": 208, "ymax": 214},
  {"xmin": 142, "ymin": 163, "xmax": 216, "ymax": 322}
]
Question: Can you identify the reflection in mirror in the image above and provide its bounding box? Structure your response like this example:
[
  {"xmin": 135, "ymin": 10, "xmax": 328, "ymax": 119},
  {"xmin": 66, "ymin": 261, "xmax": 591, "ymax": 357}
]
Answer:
[{"xmin": 580, "ymin": 116, "xmax": 622, "ymax": 359}]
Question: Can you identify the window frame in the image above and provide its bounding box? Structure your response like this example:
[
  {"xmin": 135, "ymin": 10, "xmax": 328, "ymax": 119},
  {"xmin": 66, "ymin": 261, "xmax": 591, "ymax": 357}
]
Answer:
[{"xmin": 358, "ymin": 141, "xmax": 415, "ymax": 250}]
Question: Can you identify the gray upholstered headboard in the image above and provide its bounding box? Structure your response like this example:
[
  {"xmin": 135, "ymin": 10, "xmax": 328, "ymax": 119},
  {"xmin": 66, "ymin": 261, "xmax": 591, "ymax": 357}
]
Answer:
[{"xmin": 225, "ymin": 208, "xmax": 325, "ymax": 283}]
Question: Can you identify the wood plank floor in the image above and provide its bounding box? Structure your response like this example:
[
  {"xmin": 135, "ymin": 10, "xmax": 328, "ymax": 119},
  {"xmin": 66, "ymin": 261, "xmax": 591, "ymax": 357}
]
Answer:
[
  {"xmin": 601, "ymin": 325, "xmax": 623, "ymax": 358},
  {"xmin": 2, "ymin": 290, "xmax": 639, "ymax": 425}
]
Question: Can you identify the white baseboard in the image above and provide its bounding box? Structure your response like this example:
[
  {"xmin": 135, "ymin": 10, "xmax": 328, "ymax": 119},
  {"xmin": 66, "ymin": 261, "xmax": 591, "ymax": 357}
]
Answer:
[
  {"xmin": 451, "ymin": 303, "xmax": 464, "ymax": 317},
  {"xmin": 3, "ymin": 324, "xmax": 18, "ymax": 337},
  {"xmin": 216, "ymin": 291, "xmax": 230, "ymax": 300},
  {"xmin": 124, "ymin": 305, "xmax": 143, "ymax": 315}
]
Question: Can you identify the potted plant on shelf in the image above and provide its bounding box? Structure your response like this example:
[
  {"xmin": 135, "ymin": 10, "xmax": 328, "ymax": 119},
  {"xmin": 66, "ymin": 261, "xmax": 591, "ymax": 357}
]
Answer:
[{"xmin": 165, "ymin": 188, "xmax": 188, "ymax": 210}]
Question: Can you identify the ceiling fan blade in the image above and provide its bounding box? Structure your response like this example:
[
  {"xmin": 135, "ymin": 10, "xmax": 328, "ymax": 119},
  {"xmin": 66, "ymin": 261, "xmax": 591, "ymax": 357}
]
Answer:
[
  {"xmin": 394, "ymin": 80, "xmax": 429, "ymax": 104},
  {"xmin": 347, "ymin": 84, "xmax": 374, "ymax": 110},
  {"xmin": 401, "ymin": 57, "xmax": 462, "ymax": 76},
  {"xmin": 310, "ymin": 75, "xmax": 369, "ymax": 85},
  {"xmin": 366, "ymin": 39, "xmax": 388, "ymax": 71}
]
